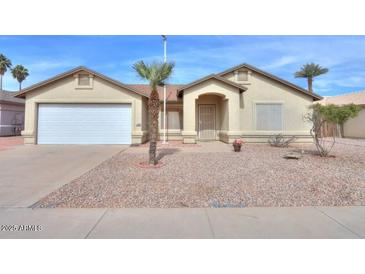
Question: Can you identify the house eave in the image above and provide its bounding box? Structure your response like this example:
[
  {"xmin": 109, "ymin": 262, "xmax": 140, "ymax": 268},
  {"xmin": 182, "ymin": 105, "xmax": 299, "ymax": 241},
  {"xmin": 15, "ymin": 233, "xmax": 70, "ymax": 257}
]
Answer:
[
  {"xmin": 15, "ymin": 66, "xmax": 149, "ymax": 99},
  {"xmin": 177, "ymin": 74, "xmax": 247, "ymax": 96},
  {"xmin": 218, "ymin": 63, "xmax": 323, "ymax": 101}
]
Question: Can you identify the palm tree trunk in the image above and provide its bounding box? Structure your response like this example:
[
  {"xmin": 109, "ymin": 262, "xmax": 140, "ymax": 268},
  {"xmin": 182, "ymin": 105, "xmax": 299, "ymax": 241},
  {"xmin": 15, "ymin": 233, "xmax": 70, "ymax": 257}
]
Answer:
[
  {"xmin": 307, "ymin": 77, "xmax": 313, "ymax": 93},
  {"xmin": 19, "ymin": 82, "xmax": 22, "ymax": 91},
  {"xmin": 148, "ymin": 88, "xmax": 160, "ymax": 165},
  {"xmin": 0, "ymin": 75, "xmax": 2, "ymax": 91}
]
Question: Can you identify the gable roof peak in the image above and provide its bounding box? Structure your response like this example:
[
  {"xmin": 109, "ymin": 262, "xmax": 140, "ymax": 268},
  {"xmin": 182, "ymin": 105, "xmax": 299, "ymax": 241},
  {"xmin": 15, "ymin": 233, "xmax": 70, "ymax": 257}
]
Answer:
[
  {"xmin": 218, "ymin": 63, "xmax": 322, "ymax": 101},
  {"xmin": 176, "ymin": 73, "xmax": 247, "ymax": 95},
  {"xmin": 15, "ymin": 66, "xmax": 148, "ymax": 99}
]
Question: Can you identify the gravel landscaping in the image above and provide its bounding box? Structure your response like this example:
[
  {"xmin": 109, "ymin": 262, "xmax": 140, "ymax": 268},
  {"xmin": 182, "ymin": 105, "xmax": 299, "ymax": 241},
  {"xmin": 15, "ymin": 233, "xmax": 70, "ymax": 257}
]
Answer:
[{"xmin": 36, "ymin": 141, "xmax": 365, "ymax": 208}]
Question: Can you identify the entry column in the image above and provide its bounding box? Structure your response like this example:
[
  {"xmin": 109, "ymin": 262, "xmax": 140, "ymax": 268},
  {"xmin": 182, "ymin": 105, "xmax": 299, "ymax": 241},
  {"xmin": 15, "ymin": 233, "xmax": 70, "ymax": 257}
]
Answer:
[
  {"xmin": 181, "ymin": 92, "xmax": 197, "ymax": 143},
  {"xmin": 226, "ymin": 92, "xmax": 242, "ymax": 143}
]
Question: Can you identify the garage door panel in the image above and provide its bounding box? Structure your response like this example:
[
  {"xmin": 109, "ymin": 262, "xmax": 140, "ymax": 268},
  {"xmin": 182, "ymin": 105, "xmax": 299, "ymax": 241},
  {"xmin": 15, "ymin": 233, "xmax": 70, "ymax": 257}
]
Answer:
[{"xmin": 37, "ymin": 104, "xmax": 131, "ymax": 144}]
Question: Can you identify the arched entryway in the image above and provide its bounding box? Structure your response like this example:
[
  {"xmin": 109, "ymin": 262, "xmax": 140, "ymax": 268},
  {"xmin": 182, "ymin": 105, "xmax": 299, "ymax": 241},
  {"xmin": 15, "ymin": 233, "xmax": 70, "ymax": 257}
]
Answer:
[{"xmin": 196, "ymin": 93, "xmax": 228, "ymax": 141}]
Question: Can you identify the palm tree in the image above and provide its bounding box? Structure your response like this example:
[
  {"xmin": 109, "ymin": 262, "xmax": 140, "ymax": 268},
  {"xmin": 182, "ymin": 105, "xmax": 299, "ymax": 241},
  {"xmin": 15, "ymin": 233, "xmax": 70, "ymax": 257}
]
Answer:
[
  {"xmin": 0, "ymin": 54, "xmax": 12, "ymax": 90},
  {"xmin": 294, "ymin": 63, "xmax": 329, "ymax": 93},
  {"xmin": 11, "ymin": 65, "xmax": 29, "ymax": 90},
  {"xmin": 133, "ymin": 61, "xmax": 174, "ymax": 165}
]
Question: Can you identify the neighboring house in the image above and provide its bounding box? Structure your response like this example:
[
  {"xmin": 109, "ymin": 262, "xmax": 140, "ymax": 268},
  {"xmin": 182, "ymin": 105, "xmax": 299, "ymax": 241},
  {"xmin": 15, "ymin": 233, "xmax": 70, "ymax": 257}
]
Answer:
[
  {"xmin": 320, "ymin": 90, "xmax": 365, "ymax": 138},
  {"xmin": 16, "ymin": 64, "xmax": 321, "ymax": 145},
  {"xmin": 0, "ymin": 90, "xmax": 25, "ymax": 136}
]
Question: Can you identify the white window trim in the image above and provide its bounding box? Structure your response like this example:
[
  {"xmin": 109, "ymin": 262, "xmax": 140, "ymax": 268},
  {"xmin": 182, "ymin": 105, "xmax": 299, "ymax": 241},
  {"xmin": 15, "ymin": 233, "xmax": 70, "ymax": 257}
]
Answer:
[
  {"xmin": 253, "ymin": 101, "xmax": 284, "ymax": 132},
  {"xmin": 74, "ymin": 73, "xmax": 94, "ymax": 89}
]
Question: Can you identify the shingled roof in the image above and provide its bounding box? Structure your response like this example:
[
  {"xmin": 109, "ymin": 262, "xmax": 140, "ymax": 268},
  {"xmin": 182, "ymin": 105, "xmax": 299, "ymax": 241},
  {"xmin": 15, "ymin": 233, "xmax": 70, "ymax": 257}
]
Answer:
[
  {"xmin": 0, "ymin": 90, "xmax": 25, "ymax": 104},
  {"xmin": 126, "ymin": 84, "xmax": 185, "ymax": 102}
]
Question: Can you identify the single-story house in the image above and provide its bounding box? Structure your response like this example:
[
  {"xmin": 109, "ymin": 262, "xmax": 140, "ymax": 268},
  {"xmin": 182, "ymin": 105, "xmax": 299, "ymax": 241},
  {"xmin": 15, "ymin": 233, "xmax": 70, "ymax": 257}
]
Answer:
[
  {"xmin": 16, "ymin": 64, "xmax": 322, "ymax": 145},
  {"xmin": 320, "ymin": 90, "xmax": 365, "ymax": 138},
  {"xmin": 0, "ymin": 90, "xmax": 25, "ymax": 136}
]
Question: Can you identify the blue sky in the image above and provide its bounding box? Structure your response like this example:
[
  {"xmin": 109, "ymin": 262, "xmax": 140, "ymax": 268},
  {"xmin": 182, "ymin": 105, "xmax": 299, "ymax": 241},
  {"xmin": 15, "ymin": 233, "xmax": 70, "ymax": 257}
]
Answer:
[{"xmin": 1, "ymin": 35, "xmax": 365, "ymax": 96}]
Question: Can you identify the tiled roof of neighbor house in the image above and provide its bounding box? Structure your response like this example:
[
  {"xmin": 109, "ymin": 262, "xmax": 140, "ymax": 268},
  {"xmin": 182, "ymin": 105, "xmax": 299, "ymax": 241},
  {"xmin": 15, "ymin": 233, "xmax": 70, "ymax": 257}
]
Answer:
[
  {"xmin": 0, "ymin": 90, "xmax": 25, "ymax": 104},
  {"xmin": 218, "ymin": 63, "xmax": 323, "ymax": 101},
  {"xmin": 319, "ymin": 90, "xmax": 365, "ymax": 106},
  {"xmin": 126, "ymin": 84, "xmax": 185, "ymax": 102}
]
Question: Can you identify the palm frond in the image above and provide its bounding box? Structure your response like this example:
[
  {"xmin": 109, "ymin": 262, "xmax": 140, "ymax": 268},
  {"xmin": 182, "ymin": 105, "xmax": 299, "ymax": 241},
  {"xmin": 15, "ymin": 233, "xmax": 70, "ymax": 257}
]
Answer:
[
  {"xmin": 132, "ymin": 60, "xmax": 174, "ymax": 88},
  {"xmin": 133, "ymin": 61, "xmax": 150, "ymax": 80},
  {"xmin": 0, "ymin": 53, "xmax": 12, "ymax": 74},
  {"xmin": 11, "ymin": 65, "xmax": 29, "ymax": 82},
  {"xmin": 294, "ymin": 63, "xmax": 329, "ymax": 78},
  {"xmin": 156, "ymin": 62, "xmax": 175, "ymax": 86}
]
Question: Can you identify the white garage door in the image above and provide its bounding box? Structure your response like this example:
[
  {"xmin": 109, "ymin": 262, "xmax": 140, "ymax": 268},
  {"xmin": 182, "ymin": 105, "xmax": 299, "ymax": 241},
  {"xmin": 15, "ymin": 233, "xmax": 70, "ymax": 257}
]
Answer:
[{"xmin": 37, "ymin": 104, "xmax": 132, "ymax": 144}]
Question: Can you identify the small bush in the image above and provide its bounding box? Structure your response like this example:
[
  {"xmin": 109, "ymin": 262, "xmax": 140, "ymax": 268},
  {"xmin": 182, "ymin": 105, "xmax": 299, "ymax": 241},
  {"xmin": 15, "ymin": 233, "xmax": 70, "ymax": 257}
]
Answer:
[
  {"xmin": 304, "ymin": 103, "xmax": 361, "ymax": 157},
  {"xmin": 268, "ymin": 134, "xmax": 296, "ymax": 147}
]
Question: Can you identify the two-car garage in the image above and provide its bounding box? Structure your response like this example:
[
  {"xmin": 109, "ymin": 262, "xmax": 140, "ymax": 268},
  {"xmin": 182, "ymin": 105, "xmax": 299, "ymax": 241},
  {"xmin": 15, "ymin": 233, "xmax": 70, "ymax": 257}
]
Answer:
[
  {"xmin": 16, "ymin": 66, "xmax": 149, "ymax": 145},
  {"xmin": 37, "ymin": 103, "xmax": 132, "ymax": 144}
]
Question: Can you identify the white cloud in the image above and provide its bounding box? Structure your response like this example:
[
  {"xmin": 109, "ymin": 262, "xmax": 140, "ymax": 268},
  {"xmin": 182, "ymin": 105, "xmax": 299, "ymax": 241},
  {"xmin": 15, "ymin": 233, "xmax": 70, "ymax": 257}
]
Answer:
[{"xmin": 261, "ymin": 56, "xmax": 299, "ymax": 70}]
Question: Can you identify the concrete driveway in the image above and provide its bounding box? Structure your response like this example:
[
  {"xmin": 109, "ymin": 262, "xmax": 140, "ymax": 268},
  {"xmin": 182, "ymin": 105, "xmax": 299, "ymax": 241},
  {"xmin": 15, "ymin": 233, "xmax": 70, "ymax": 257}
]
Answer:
[
  {"xmin": 0, "ymin": 136, "xmax": 23, "ymax": 151},
  {"xmin": 0, "ymin": 144, "xmax": 128, "ymax": 207}
]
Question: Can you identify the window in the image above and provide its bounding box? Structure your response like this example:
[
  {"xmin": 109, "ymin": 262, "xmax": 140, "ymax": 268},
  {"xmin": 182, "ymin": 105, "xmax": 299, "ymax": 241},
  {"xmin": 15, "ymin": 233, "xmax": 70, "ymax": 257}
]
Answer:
[
  {"xmin": 256, "ymin": 103, "xmax": 282, "ymax": 131},
  {"xmin": 161, "ymin": 110, "xmax": 183, "ymax": 130},
  {"xmin": 78, "ymin": 74, "xmax": 90, "ymax": 86},
  {"xmin": 75, "ymin": 73, "xmax": 93, "ymax": 89},
  {"xmin": 237, "ymin": 71, "xmax": 248, "ymax": 81},
  {"xmin": 13, "ymin": 113, "xmax": 23, "ymax": 125}
]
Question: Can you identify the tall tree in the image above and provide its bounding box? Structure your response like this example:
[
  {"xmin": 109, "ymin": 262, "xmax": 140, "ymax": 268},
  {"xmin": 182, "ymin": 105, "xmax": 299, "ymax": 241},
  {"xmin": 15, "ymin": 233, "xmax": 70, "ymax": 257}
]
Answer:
[
  {"xmin": 11, "ymin": 65, "xmax": 29, "ymax": 90},
  {"xmin": 0, "ymin": 54, "xmax": 12, "ymax": 90},
  {"xmin": 133, "ymin": 61, "xmax": 174, "ymax": 165},
  {"xmin": 295, "ymin": 63, "xmax": 329, "ymax": 93}
]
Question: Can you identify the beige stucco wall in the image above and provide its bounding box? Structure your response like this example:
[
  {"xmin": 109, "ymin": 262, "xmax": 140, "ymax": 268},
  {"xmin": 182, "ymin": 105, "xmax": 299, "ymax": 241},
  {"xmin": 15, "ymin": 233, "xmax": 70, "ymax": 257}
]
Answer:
[
  {"xmin": 140, "ymin": 97, "xmax": 149, "ymax": 143},
  {"xmin": 222, "ymin": 71, "xmax": 314, "ymax": 143},
  {"xmin": 180, "ymin": 72, "xmax": 314, "ymax": 143},
  {"xmin": 22, "ymin": 68, "xmax": 316, "ymax": 145},
  {"xmin": 343, "ymin": 107, "xmax": 365, "ymax": 138},
  {"xmin": 22, "ymin": 71, "xmax": 147, "ymax": 144},
  {"xmin": 141, "ymin": 97, "xmax": 149, "ymax": 130}
]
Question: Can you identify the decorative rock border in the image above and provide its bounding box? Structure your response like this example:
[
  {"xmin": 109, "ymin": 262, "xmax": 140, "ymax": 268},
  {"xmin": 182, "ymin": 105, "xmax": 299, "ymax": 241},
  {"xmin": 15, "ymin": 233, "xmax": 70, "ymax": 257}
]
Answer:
[
  {"xmin": 137, "ymin": 141, "xmax": 202, "ymax": 148},
  {"xmin": 135, "ymin": 161, "xmax": 166, "ymax": 169}
]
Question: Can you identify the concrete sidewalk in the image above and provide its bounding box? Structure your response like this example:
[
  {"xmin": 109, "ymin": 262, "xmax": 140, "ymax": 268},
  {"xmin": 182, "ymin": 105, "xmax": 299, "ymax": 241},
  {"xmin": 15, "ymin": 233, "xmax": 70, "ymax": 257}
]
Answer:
[{"xmin": 0, "ymin": 206, "xmax": 364, "ymax": 239}]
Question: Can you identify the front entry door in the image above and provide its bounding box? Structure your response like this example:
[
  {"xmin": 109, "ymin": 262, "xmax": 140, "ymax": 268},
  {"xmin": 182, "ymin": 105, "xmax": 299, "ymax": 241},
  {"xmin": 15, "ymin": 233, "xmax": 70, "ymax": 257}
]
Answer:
[{"xmin": 199, "ymin": 105, "xmax": 216, "ymax": 140}]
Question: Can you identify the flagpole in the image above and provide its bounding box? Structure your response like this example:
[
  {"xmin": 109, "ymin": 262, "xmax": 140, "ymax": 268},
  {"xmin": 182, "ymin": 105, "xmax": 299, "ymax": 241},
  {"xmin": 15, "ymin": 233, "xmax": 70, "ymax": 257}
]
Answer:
[{"xmin": 162, "ymin": 35, "xmax": 168, "ymax": 144}]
